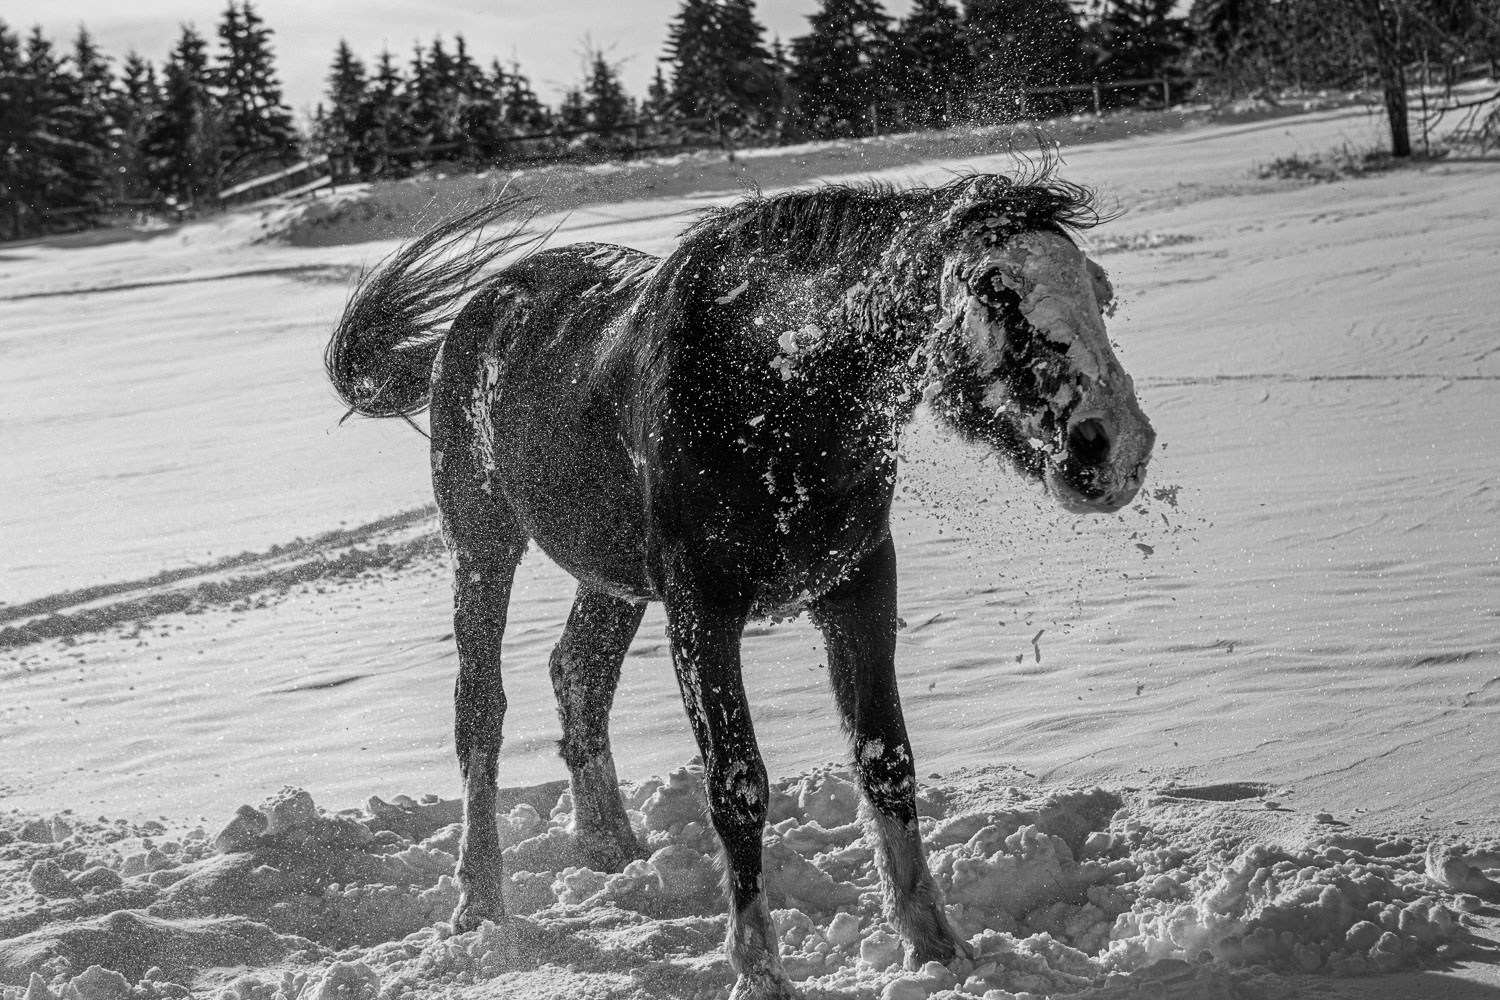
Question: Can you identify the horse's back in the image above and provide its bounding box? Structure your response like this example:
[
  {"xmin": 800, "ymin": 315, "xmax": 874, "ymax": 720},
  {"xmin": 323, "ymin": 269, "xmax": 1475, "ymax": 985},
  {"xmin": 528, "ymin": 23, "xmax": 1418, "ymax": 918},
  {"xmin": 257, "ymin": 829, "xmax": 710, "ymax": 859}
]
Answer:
[{"xmin": 430, "ymin": 243, "xmax": 660, "ymax": 600}]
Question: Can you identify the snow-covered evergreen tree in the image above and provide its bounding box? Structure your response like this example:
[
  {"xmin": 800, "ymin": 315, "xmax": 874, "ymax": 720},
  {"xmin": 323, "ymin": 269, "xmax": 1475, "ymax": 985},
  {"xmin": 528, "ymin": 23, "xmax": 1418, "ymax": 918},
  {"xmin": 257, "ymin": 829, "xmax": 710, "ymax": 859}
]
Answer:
[
  {"xmin": 360, "ymin": 49, "xmax": 413, "ymax": 175},
  {"xmin": 215, "ymin": 1, "xmax": 297, "ymax": 177},
  {"xmin": 664, "ymin": 0, "xmax": 780, "ymax": 128},
  {"xmin": 964, "ymin": 0, "xmax": 1088, "ymax": 94},
  {"xmin": 789, "ymin": 0, "xmax": 895, "ymax": 137},
  {"xmin": 113, "ymin": 52, "xmax": 160, "ymax": 200},
  {"xmin": 318, "ymin": 40, "xmax": 367, "ymax": 176},
  {"xmin": 499, "ymin": 60, "xmax": 551, "ymax": 133},
  {"xmin": 1088, "ymin": 0, "xmax": 1188, "ymax": 84},
  {"xmin": 582, "ymin": 50, "xmax": 632, "ymax": 132},
  {"xmin": 896, "ymin": 0, "xmax": 971, "ymax": 125},
  {"xmin": 71, "ymin": 27, "xmax": 118, "ymax": 198},
  {"xmin": 9, "ymin": 26, "xmax": 111, "ymax": 229},
  {"xmin": 144, "ymin": 24, "xmax": 222, "ymax": 206}
]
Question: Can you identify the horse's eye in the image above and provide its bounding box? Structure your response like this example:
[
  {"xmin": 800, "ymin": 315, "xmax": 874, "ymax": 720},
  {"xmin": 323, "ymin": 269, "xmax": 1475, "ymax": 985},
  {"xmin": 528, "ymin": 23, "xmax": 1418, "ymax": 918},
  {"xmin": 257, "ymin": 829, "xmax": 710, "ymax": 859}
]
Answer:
[{"xmin": 969, "ymin": 270, "xmax": 1020, "ymax": 311}]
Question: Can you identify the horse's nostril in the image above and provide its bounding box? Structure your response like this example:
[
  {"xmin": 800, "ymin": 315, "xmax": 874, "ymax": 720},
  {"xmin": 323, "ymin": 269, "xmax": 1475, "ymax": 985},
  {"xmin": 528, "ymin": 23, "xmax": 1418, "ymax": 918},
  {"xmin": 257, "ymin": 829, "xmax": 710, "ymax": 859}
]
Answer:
[{"xmin": 1068, "ymin": 418, "xmax": 1111, "ymax": 466}]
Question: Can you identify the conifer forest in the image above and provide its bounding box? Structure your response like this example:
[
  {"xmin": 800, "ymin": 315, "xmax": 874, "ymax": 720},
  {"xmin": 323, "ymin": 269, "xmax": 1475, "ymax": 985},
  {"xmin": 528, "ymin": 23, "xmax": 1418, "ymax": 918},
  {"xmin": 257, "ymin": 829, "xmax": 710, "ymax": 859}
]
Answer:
[{"xmin": 1, "ymin": 0, "xmax": 1495, "ymax": 239}]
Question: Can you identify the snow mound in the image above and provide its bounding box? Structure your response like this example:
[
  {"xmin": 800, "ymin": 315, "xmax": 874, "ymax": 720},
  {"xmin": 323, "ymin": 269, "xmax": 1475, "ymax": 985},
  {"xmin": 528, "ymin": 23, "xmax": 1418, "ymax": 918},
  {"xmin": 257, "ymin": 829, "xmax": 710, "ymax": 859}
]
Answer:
[{"xmin": 0, "ymin": 767, "xmax": 1483, "ymax": 999}]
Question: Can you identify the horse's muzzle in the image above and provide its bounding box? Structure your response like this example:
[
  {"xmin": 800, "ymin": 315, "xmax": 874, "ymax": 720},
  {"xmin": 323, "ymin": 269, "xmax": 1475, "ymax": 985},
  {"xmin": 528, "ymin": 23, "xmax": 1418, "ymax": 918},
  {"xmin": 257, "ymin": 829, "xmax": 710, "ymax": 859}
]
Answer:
[{"xmin": 1049, "ymin": 409, "xmax": 1155, "ymax": 514}]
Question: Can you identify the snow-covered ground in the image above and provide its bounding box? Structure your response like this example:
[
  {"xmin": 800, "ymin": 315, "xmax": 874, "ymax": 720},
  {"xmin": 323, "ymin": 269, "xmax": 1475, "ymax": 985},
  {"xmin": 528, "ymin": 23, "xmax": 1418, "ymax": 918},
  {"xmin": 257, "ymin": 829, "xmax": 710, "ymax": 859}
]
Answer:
[{"xmin": 1, "ymin": 105, "xmax": 1497, "ymax": 999}]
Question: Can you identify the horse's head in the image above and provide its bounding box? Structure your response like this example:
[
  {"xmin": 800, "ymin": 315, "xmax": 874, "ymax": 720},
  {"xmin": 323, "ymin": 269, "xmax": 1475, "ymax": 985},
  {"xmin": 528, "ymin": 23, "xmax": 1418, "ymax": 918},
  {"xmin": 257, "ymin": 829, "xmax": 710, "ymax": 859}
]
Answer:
[{"xmin": 923, "ymin": 176, "xmax": 1155, "ymax": 513}]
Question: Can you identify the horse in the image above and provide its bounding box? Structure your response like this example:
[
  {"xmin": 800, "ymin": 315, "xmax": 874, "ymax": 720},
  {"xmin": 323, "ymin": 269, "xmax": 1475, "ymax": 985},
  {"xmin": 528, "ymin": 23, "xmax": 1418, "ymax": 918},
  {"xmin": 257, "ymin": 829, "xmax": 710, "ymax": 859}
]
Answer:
[{"xmin": 325, "ymin": 172, "xmax": 1155, "ymax": 999}]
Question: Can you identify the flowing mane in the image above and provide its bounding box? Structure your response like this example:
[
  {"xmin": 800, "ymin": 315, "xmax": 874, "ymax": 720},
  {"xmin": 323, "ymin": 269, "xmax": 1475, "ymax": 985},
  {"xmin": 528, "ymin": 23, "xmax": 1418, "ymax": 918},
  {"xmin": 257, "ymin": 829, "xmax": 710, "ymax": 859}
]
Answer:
[{"xmin": 679, "ymin": 172, "xmax": 1107, "ymax": 265}]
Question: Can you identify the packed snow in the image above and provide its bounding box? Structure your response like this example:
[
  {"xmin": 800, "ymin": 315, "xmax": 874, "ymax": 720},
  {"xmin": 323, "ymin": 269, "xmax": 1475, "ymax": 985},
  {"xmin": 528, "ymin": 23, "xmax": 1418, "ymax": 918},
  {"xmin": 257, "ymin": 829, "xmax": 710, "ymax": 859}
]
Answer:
[{"xmin": 2, "ymin": 103, "xmax": 1498, "ymax": 998}]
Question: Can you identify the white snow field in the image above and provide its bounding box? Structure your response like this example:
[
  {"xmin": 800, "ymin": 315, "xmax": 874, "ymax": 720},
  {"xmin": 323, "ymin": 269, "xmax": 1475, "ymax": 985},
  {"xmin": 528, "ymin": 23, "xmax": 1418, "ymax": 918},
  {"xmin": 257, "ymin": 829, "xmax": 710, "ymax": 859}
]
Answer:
[{"xmin": 1, "ymin": 104, "xmax": 1497, "ymax": 999}]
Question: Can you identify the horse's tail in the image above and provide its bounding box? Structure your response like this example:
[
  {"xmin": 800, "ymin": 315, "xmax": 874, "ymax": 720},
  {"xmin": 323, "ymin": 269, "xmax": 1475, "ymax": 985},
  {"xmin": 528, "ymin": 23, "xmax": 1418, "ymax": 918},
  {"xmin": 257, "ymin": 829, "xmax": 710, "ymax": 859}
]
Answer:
[{"xmin": 326, "ymin": 194, "xmax": 545, "ymax": 419}]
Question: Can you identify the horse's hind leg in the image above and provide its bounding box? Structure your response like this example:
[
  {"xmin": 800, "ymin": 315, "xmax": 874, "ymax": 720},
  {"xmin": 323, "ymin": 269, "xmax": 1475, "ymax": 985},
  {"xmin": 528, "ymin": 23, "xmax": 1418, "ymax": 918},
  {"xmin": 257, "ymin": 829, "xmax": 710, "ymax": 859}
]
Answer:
[
  {"xmin": 811, "ymin": 536, "xmax": 967, "ymax": 967},
  {"xmin": 550, "ymin": 586, "xmax": 647, "ymax": 871},
  {"xmin": 431, "ymin": 327, "xmax": 528, "ymax": 931},
  {"xmin": 443, "ymin": 506, "xmax": 526, "ymax": 932}
]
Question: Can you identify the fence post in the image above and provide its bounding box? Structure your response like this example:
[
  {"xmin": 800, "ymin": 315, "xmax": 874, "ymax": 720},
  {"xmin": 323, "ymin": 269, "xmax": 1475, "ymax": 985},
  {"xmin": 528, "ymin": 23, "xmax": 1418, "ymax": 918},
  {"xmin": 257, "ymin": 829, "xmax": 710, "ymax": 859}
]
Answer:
[
  {"xmin": 1093, "ymin": 81, "xmax": 1102, "ymax": 116},
  {"xmin": 1162, "ymin": 77, "xmax": 1171, "ymax": 108},
  {"xmin": 944, "ymin": 90, "xmax": 953, "ymax": 123},
  {"xmin": 870, "ymin": 103, "xmax": 880, "ymax": 136},
  {"xmin": 1419, "ymin": 71, "xmax": 1430, "ymax": 156}
]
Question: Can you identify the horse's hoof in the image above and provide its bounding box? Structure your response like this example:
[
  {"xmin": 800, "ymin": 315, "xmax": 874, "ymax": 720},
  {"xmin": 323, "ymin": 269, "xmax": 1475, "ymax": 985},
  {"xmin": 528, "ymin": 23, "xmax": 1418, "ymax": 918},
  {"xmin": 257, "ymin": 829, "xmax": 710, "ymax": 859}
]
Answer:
[
  {"xmin": 728, "ymin": 971, "xmax": 798, "ymax": 1000},
  {"xmin": 450, "ymin": 893, "xmax": 505, "ymax": 933},
  {"xmin": 906, "ymin": 933, "xmax": 973, "ymax": 968}
]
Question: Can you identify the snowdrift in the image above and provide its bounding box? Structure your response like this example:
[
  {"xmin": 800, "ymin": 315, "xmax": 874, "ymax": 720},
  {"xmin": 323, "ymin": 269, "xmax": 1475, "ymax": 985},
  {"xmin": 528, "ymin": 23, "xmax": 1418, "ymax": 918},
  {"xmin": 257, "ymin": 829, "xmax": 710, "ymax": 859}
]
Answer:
[{"xmin": 3, "ymin": 766, "xmax": 1493, "ymax": 1000}]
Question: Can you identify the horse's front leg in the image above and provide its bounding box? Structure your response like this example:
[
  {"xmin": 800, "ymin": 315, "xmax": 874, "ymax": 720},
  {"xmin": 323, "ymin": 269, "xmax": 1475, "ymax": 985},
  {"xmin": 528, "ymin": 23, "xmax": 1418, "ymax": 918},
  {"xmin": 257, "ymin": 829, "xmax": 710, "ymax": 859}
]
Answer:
[
  {"xmin": 811, "ymin": 535, "xmax": 968, "ymax": 967},
  {"xmin": 664, "ymin": 581, "xmax": 793, "ymax": 1000}
]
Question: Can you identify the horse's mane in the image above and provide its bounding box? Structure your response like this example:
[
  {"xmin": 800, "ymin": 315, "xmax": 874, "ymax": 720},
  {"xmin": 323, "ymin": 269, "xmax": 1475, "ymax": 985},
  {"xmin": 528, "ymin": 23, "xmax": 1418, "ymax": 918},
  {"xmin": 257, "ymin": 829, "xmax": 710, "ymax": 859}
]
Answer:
[
  {"xmin": 681, "ymin": 182, "xmax": 920, "ymax": 267},
  {"xmin": 680, "ymin": 169, "xmax": 1105, "ymax": 265},
  {"xmin": 602, "ymin": 169, "xmax": 1106, "ymax": 421}
]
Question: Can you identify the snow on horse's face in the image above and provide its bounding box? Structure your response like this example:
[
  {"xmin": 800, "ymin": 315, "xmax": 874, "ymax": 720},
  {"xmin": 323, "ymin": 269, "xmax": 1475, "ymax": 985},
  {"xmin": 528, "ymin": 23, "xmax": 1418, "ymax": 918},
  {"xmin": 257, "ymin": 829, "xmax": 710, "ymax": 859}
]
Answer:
[{"xmin": 934, "ymin": 226, "xmax": 1155, "ymax": 513}]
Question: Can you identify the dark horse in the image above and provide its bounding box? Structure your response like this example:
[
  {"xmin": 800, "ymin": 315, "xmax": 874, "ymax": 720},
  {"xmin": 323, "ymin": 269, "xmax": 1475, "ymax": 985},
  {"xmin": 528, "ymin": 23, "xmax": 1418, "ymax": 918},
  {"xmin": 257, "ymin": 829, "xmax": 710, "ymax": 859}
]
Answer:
[{"xmin": 326, "ymin": 173, "xmax": 1154, "ymax": 999}]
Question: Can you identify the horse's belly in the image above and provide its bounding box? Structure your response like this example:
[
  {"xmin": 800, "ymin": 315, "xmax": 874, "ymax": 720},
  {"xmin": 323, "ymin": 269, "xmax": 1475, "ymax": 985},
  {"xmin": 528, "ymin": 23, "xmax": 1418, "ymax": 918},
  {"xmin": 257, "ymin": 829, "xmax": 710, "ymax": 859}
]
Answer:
[
  {"xmin": 527, "ymin": 513, "xmax": 656, "ymax": 603},
  {"xmin": 493, "ymin": 417, "xmax": 655, "ymax": 601}
]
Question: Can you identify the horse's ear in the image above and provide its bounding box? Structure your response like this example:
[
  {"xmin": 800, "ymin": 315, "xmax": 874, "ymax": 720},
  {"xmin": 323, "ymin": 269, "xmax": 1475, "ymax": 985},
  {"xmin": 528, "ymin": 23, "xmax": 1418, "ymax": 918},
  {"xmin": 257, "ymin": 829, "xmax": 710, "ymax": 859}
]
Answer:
[{"xmin": 1086, "ymin": 258, "xmax": 1116, "ymax": 318}]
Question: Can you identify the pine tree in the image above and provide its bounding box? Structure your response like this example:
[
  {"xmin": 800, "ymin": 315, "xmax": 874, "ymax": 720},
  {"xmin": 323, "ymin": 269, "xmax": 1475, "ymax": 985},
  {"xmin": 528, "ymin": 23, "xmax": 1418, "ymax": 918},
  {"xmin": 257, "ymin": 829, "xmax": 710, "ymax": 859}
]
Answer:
[
  {"xmin": 452, "ymin": 35, "xmax": 488, "ymax": 99},
  {"xmin": 498, "ymin": 60, "xmax": 551, "ymax": 132},
  {"xmin": 665, "ymin": 0, "xmax": 780, "ymax": 129},
  {"xmin": 1186, "ymin": 0, "xmax": 1293, "ymax": 92},
  {"xmin": 0, "ymin": 21, "xmax": 25, "ymax": 238},
  {"xmin": 215, "ymin": 1, "xmax": 297, "ymax": 179},
  {"xmin": 405, "ymin": 42, "xmax": 436, "ymax": 151},
  {"xmin": 144, "ymin": 24, "xmax": 222, "ymax": 207},
  {"xmin": 320, "ymin": 40, "xmax": 367, "ymax": 177},
  {"xmin": 113, "ymin": 52, "xmax": 160, "ymax": 200},
  {"xmin": 361, "ymin": 49, "xmax": 412, "ymax": 176},
  {"xmin": 964, "ymin": 0, "xmax": 1089, "ymax": 101},
  {"xmin": 452, "ymin": 38, "xmax": 501, "ymax": 160},
  {"xmin": 582, "ymin": 50, "xmax": 632, "ymax": 133},
  {"xmin": 449, "ymin": 35, "xmax": 496, "ymax": 160},
  {"xmin": 896, "ymin": 0, "xmax": 971, "ymax": 125},
  {"xmin": 10, "ymin": 27, "xmax": 104, "ymax": 234},
  {"xmin": 558, "ymin": 88, "xmax": 588, "ymax": 131},
  {"xmin": 769, "ymin": 36, "xmax": 795, "ymax": 125},
  {"xmin": 420, "ymin": 36, "xmax": 461, "ymax": 150},
  {"xmin": 1088, "ymin": 0, "xmax": 1188, "ymax": 85},
  {"xmin": 71, "ymin": 27, "xmax": 117, "ymax": 204},
  {"xmin": 1, "ymin": 23, "xmax": 50, "ymax": 238},
  {"xmin": 789, "ymin": 0, "xmax": 895, "ymax": 137},
  {"xmin": 641, "ymin": 65, "xmax": 673, "ymax": 123}
]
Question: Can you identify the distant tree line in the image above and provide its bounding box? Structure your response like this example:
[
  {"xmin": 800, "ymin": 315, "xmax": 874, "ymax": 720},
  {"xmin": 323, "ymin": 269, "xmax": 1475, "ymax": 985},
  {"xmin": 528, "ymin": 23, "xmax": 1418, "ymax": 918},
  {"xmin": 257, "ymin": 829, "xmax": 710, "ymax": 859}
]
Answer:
[
  {"xmin": 311, "ymin": 0, "xmax": 1194, "ymax": 175},
  {"xmin": 3, "ymin": 0, "xmax": 1496, "ymax": 239},
  {"xmin": 1, "ymin": 2, "xmax": 298, "ymax": 239}
]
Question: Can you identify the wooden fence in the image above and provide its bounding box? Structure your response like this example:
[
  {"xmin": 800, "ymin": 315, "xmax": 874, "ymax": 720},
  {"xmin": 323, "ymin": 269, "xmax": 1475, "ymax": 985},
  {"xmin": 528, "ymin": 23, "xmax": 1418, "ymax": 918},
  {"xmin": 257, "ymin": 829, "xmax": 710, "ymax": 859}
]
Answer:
[
  {"xmin": 218, "ymin": 156, "xmax": 333, "ymax": 207},
  {"xmin": 214, "ymin": 118, "xmax": 723, "ymax": 206}
]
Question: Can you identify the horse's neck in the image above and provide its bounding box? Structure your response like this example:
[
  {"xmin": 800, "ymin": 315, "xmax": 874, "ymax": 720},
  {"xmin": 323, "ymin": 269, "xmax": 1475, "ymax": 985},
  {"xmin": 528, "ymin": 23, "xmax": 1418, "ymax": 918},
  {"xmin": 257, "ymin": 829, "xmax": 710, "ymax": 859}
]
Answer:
[{"xmin": 830, "ymin": 251, "xmax": 938, "ymax": 388}]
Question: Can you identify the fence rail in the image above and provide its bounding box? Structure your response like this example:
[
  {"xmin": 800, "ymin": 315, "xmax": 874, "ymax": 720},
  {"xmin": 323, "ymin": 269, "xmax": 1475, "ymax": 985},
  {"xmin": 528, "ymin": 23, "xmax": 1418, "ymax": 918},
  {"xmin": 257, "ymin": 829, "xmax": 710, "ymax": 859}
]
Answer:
[{"xmin": 218, "ymin": 155, "xmax": 333, "ymax": 207}]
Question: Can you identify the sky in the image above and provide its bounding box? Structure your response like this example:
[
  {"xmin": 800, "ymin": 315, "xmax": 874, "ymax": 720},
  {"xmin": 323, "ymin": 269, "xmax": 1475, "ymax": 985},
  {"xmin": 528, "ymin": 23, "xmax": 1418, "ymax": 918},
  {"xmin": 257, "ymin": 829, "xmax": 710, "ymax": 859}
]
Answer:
[{"xmin": 4, "ymin": 0, "xmax": 903, "ymax": 118}]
